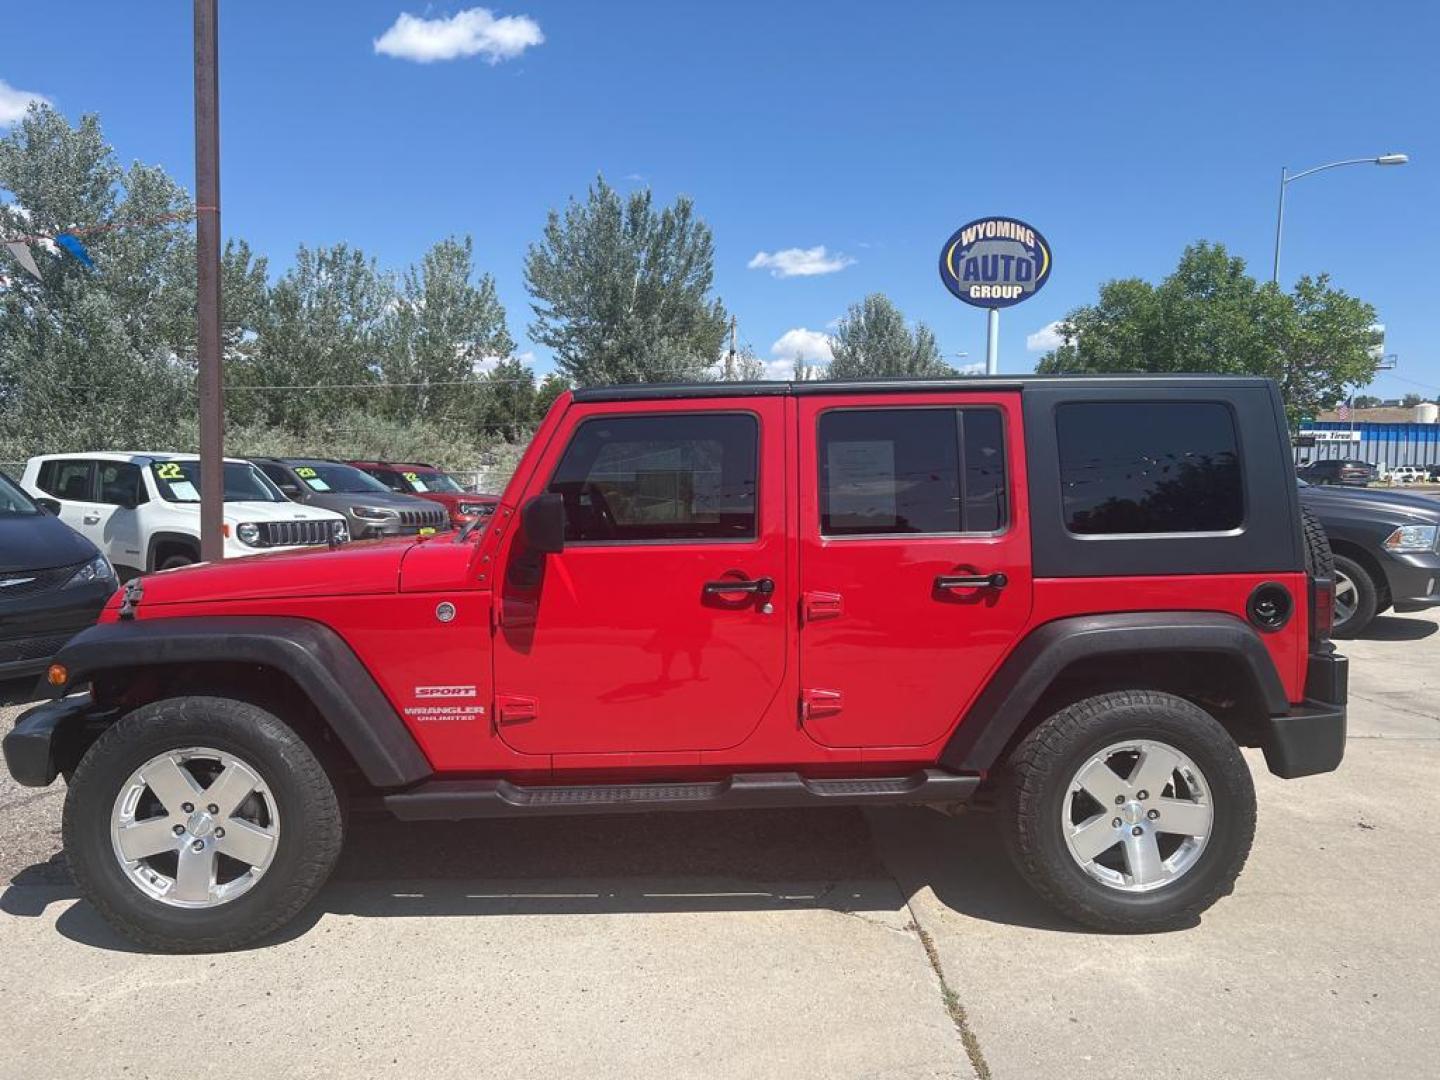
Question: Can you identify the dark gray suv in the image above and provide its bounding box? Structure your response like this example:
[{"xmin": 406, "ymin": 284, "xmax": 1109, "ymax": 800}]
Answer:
[{"xmin": 251, "ymin": 458, "xmax": 449, "ymax": 539}]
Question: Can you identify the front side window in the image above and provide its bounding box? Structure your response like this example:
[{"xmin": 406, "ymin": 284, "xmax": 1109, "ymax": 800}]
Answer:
[
  {"xmin": 1057, "ymin": 402, "xmax": 1243, "ymax": 535},
  {"xmin": 819, "ymin": 407, "xmax": 1008, "ymax": 536},
  {"xmin": 98, "ymin": 462, "xmax": 146, "ymax": 506},
  {"xmin": 548, "ymin": 413, "xmax": 758, "ymax": 543}
]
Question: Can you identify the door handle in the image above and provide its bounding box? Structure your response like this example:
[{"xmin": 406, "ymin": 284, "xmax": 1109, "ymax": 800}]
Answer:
[
  {"xmin": 935, "ymin": 572, "xmax": 1008, "ymax": 590},
  {"xmin": 703, "ymin": 576, "xmax": 775, "ymax": 596},
  {"xmin": 82, "ymin": 515, "xmax": 101, "ymax": 524}
]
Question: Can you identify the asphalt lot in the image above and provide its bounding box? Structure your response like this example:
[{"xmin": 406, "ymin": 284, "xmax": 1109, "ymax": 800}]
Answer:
[{"xmin": 2, "ymin": 610, "xmax": 1438, "ymax": 1079}]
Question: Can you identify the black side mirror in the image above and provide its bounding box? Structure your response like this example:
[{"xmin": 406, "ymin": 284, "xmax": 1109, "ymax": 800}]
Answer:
[
  {"xmin": 521, "ymin": 493, "xmax": 566, "ymax": 554},
  {"xmin": 279, "ymin": 483, "xmax": 302, "ymax": 498},
  {"xmin": 115, "ymin": 493, "xmax": 137, "ymax": 510},
  {"xmin": 35, "ymin": 498, "xmax": 60, "ymax": 515}
]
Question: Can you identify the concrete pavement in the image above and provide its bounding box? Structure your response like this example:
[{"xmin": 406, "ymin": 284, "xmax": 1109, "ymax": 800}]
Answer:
[{"xmin": 3, "ymin": 610, "xmax": 1438, "ymax": 1079}]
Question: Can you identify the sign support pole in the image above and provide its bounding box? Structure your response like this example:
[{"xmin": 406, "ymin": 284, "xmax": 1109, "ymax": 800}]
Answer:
[
  {"xmin": 193, "ymin": 0, "xmax": 224, "ymax": 562},
  {"xmin": 985, "ymin": 308, "xmax": 999, "ymax": 375}
]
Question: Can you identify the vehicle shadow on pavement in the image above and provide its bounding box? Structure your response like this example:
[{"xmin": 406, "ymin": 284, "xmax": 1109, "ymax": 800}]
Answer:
[
  {"xmin": 1355, "ymin": 614, "xmax": 1439, "ymax": 641},
  {"xmin": 2, "ymin": 803, "xmax": 1087, "ymax": 952}
]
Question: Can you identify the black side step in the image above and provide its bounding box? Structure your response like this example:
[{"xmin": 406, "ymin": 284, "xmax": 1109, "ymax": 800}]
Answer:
[{"xmin": 383, "ymin": 769, "xmax": 980, "ymax": 821}]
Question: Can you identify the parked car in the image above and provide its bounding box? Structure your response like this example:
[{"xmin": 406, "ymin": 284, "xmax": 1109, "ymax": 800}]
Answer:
[
  {"xmin": 6, "ymin": 376, "xmax": 1345, "ymax": 952},
  {"xmin": 347, "ymin": 459, "xmax": 499, "ymax": 528},
  {"xmin": 1388, "ymin": 465, "xmax": 1427, "ymax": 484},
  {"xmin": 0, "ymin": 469, "xmax": 116, "ymax": 683},
  {"xmin": 250, "ymin": 457, "xmax": 449, "ymax": 539},
  {"xmin": 20, "ymin": 452, "xmax": 350, "ymax": 576},
  {"xmin": 1298, "ymin": 478, "xmax": 1440, "ymax": 636},
  {"xmin": 1296, "ymin": 458, "xmax": 1377, "ymax": 486}
]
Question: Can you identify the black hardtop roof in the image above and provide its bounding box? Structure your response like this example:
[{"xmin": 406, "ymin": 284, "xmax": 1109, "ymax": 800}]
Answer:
[{"xmin": 570, "ymin": 374, "xmax": 1278, "ymax": 403}]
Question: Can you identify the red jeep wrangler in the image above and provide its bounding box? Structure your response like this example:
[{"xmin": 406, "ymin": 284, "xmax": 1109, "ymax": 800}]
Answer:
[{"xmin": 4, "ymin": 377, "xmax": 1346, "ymax": 952}]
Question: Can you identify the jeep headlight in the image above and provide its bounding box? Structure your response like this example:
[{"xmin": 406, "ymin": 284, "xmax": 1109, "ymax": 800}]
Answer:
[
  {"xmin": 1383, "ymin": 524, "xmax": 1439, "ymax": 553},
  {"xmin": 350, "ymin": 505, "xmax": 395, "ymax": 522},
  {"xmin": 236, "ymin": 522, "xmax": 262, "ymax": 547},
  {"xmin": 63, "ymin": 554, "xmax": 116, "ymax": 589},
  {"xmin": 331, "ymin": 520, "xmax": 350, "ymax": 543}
]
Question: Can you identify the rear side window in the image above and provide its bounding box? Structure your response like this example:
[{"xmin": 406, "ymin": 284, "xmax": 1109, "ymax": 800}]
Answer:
[
  {"xmin": 1057, "ymin": 402, "xmax": 1243, "ymax": 535},
  {"xmin": 38, "ymin": 459, "xmax": 95, "ymax": 501},
  {"xmin": 818, "ymin": 407, "xmax": 1007, "ymax": 536},
  {"xmin": 549, "ymin": 413, "xmax": 758, "ymax": 543}
]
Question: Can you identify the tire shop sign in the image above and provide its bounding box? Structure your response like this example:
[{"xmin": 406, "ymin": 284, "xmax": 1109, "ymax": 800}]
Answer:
[{"xmin": 939, "ymin": 216, "xmax": 1052, "ymax": 308}]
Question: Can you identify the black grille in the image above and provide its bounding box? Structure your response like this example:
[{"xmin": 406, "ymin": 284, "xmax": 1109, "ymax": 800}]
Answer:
[
  {"xmin": 0, "ymin": 564, "xmax": 78, "ymax": 599},
  {"xmin": 0, "ymin": 631, "xmax": 74, "ymax": 663},
  {"xmin": 257, "ymin": 520, "xmax": 335, "ymax": 547},
  {"xmin": 399, "ymin": 508, "xmax": 447, "ymax": 528}
]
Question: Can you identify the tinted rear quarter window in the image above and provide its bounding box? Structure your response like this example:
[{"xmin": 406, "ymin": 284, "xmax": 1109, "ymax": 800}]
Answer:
[{"xmin": 1057, "ymin": 402, "xmax": 1243, "ymax": 534}]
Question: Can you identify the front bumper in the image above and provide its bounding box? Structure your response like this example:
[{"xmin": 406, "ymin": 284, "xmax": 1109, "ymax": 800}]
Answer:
[
  {"xmin": 3, "ymin": 694, "xmax": 118, "ymax": 787},
  {"xmin": 1262, "ymin": 650, "xmax": 1347, "ymax": 779},
  {"xmin": 1377, "ymin": 550, "xmax": 1440, "ymax": 605},
  {"xmin": 0, "ymin": 579, "xmax": 113, "ymax": 681}
]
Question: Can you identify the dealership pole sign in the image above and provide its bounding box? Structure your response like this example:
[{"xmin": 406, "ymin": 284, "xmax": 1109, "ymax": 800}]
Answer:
[{"xmin": 938, "ymin": 216, "xmax": 1052, "ymax": 375}]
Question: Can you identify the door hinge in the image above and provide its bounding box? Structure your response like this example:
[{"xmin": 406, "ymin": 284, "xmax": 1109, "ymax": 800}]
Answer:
[
  {"xmin": 800, "ymin": 688, "xmax": 843, "ymax": 723},
  {"xmin": 803, "ymin": 591, "xmax": 844, "ymax": 622},
  {"xmin": 495, "ymin": 694, "xmax": 538, "ymax": 727}
]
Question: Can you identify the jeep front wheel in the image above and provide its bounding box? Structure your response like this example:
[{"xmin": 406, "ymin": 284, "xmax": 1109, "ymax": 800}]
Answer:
[
  {"xmin": 63, "ymin": 696, "xmax": 344, "ymax": 952},
  {"xmin": 1000, "ymin": 690, "xmax": 1256, "ymax": 932}
]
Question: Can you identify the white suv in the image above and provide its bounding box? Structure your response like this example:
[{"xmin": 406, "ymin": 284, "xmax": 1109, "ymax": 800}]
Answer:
[
  {"xmin": 21, "ymin": 452, "xmax": 349, "ymax": 576},
  {"xmin": 1389, "ymin": 465, "xmax": 1427, "ymax": 484}
]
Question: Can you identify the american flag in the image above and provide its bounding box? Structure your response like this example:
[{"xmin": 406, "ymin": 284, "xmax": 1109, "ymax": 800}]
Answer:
[{"xmin": 1337, "ymin": 401, "xmax": 1350, "ymax": 420}]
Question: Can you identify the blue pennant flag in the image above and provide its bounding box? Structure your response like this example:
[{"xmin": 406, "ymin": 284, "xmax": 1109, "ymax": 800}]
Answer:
[{"xmin": 54, "ymin": 232, "xmax": 95, "ymax": 269}]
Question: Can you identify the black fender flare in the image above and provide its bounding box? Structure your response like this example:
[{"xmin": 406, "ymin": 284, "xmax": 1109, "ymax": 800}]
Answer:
[
  {"xmin": 940, "ymin": 611, "xmax": 1289, "ymax": 773},
  {"xmin": 51, "ymin": 616, "xmax": 432, "ymax": 788}
]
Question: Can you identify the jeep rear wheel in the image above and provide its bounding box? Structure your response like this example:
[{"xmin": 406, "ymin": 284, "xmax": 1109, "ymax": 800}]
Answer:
[
  {"xmin": 63, "ymin": 696, "xmax": 344, "ymax": 952},
  {"xmin": 1000, "ymin": 690, "xmax": 1255, "ymax": 932}
]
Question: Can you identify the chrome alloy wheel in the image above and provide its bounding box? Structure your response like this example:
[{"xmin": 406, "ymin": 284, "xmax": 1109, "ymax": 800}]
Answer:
[
  {"xmin": 109, "ymin": 747, "xmax": 279, "ymax": 908},
  {"xmin": 1061, "ymin": 739, "xmax": 1213, "ymax": 893},
  {"xmin": 1333, "ymin": 568, "xmax": 1359, "ymax": 628}
]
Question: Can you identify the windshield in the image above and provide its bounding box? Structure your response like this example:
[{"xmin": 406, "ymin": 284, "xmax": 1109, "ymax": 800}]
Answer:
[
  {"xmin": 0, "ymin": 471, "xmax": 39, "ymax": 515},
  {"xmin": 398, "ymin": 469, "xmax": 463, "ymax": 494},
  {"xmin": 151, "ymin": 461, "xmax": 286, "ymax": 503},
  {"xmin": 293, "ymin": 463, "xmax": 392, "ymax": 495}
]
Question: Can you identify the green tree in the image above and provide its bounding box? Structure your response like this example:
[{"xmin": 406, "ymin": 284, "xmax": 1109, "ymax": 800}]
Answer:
[
  {"xmin": 1352, "ymin": 394, "xmax": 1381, "ymax": 408},
  {"xmin": 524, "ymin": 175, "xmax": 728, "ymax": 385},
  {"xmin": 826, "ymin": 294, "xmax": 952, "ymax": 379},
  {"xmin": 477, "ymin": 357, "xmax": 535, "ymax": 442},
  {"xmin": 0, "ymin": 104, "xmax": 263, "ymax": 457},
  {"xmin": 533, "ymin": 371, "xmax": 570, "ymax": 422},
  {"xmin": 1402, "ymin": 393, "xmax": 1424, "ymax": 407},
  {"xmin": 1035, "ymin": 242, "xmax": 1380, "ymax": 424}
]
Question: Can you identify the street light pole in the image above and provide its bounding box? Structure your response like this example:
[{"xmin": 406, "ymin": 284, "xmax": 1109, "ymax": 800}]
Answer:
[
  {"xmin": 1271, "ymin": 153, "xmax": 1408, "ymax": 284},
  {"xmin": 193, "ymin": 0, "xmax": 224, "ymax": 561}
]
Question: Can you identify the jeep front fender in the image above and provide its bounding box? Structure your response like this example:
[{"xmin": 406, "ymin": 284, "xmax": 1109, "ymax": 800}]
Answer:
[{"xmin": 48, "ymin": 616, "xmax": 433, "ymax": 788}]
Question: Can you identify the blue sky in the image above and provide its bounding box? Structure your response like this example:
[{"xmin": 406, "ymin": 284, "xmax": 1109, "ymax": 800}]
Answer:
[{"xmin": 2, "ymin": 1, "xmax": 1436, "ymax": 395}]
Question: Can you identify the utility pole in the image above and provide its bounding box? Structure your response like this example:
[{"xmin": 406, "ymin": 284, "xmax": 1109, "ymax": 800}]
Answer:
[
  {"xmin": 193, "ymin": 0, "xmax": 224, "ymax": 561},
  {"xmin": 725, "ymin": 315, "xmax": 737, "ymax": 380}
]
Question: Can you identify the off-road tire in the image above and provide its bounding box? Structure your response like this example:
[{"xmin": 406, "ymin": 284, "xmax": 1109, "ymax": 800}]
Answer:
[
  {"xmin": 158, "ymin": 553, "xmax": 196, "ymax": 571},
  {"xmin": 63, "ymin": 696, "xmax": 344, "ymax": 953},
  {"xmin": 1299, "ymin": 504, "xmax": 1333, "ymax": 580},
  {"xmin": 1330, "ymin": 553, "xmax": 1378, "ymax": 639},
  {"xmin": 1000, "ymin": 690, "xmax": 1256, "ymax": 933}
]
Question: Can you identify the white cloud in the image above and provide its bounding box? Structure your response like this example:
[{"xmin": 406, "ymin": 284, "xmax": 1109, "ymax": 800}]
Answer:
[
  {"xmin": 956, "ymin": 361, "xmax": 986, "ymax": 375},
  {"xmin": 748, "ymin": 245, "xmax": 855, "ymax": 279},
  {"xmin": 771, "ymin": 327, "xmax": 834, "ymax": 367},
  {"xmin": 1026, "ymin": 320, "xmax": 1067, "ymax": 353},
  {"xmin": 473, "ymin": 350, "xmax": 536, "ymax": 375},
  {"xmin": 374, "ymin": 8, "xmax": 544, "ymax": 64},
  {"xmin": 0, "ymin": 79, "xmax": 50, "ymax": 127}
]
